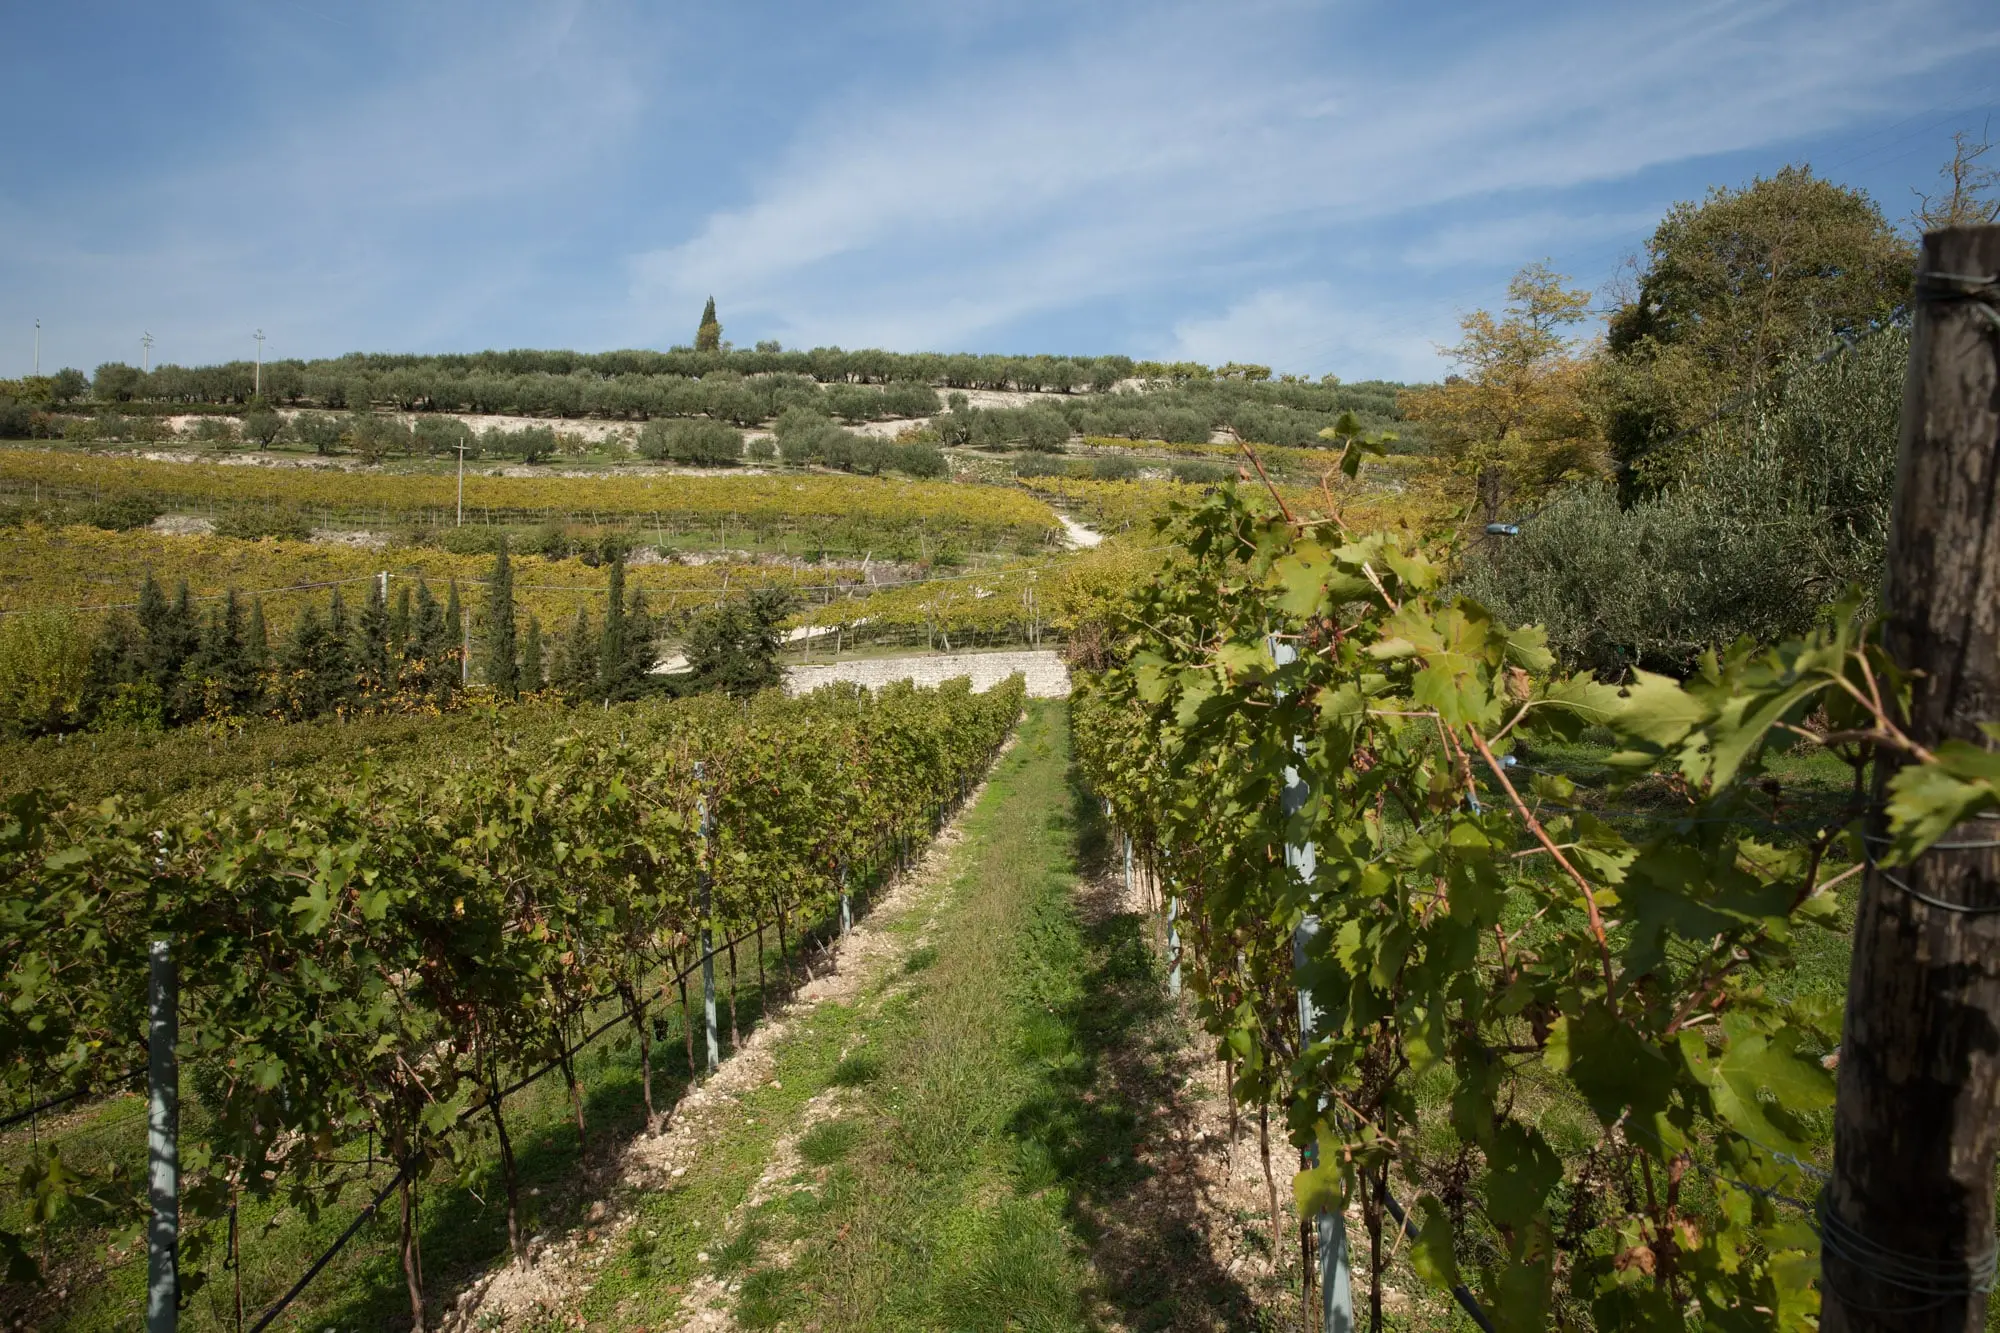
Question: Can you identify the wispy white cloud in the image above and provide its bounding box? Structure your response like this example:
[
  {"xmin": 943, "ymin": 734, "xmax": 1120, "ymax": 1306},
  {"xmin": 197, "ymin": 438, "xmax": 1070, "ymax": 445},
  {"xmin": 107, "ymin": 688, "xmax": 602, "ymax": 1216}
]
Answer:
[
  {"xmin": 1164, "ymin": 285, "xmax": 1453, "ymax": 382},
  {"xmin": 1403, "ymin": 210, "xmax": 1666, "ymax": 272},
  {"xmin": 4, "ymin": 0, "xmax": 655, "ymax": 367},
  {"xmin": 5, "ymin": 0, "xmax": 1995, "ymax": 376},
  {"xmin": 625, "ymin": 0, "xmax": 1992, "ymax": 354}
]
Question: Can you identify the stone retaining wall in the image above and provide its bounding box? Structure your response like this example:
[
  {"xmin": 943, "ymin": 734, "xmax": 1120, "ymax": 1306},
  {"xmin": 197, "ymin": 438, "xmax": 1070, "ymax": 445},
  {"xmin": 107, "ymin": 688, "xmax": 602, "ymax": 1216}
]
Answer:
[{"xmin": 783, "ymin": 649, "xmax": 1070, "ymax": 699}]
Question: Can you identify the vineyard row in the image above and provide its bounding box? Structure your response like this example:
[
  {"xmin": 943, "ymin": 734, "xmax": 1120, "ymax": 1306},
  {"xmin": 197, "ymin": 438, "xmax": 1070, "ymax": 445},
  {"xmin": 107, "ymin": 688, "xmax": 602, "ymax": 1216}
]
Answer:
[
  {"xmin": 0, "ymin": 676, "xmax": 1025, "ymax": 1326},
  {"xmin": 1072, "ymin": 485, "xmax": 1994, "ymax": 1330}
]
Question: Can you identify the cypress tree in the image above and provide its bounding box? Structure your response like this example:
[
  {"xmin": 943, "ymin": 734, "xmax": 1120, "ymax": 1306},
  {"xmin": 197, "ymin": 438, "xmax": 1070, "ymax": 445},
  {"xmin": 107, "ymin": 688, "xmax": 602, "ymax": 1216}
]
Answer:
[
  {"xmin": 161, "ymin": 582, "xmax": 205, "ymax": 723},
  {"xmin": 410, "ymin": 579, "xmax": 447, "ymax": 695},
  {"xmin": 247, "ymin": 597, "xmax": 269, "ymax": 673},
  {"xmin": 218, "ymin": 590, "xmax": 259, "ymax": 714},
  {"xmin": 553, "ymin": 608, "xmax": 597, "ymax": 702},
  {"xmin": 191, "ymin": 590, "xmax": 257, "ymax": 716},
  {"xmin": 443, "ymin": 580, "xmax": 465, "ymax": 699},
  {"xmin": 135, "ymin": 574, "xmax": 168, "ymax": 677},
  {"xmin": 277, "ymin": 602, "xmax": 328, "ymax": 719},
  {"xmin": 354, "ymin": 578, "xmax": 391, "ymax": 695},
  {"xmin": 388, "ymin": 582, "xmax": 412, "ymax": 663},
  {"xmin": 521, "ymin": 615, "xmax": 544, "ymax": 692},
  {"xmin": 136, "ymin": 574, "xmax": 198, "ymax": 712},
  {"xmin": 80, "ymin": 611, "xmax": 145, "ymax": 725},
  {"xmin": 695, "ymin": 296, "xmax": 722, "ymax": 353},
  {"xmin": 485, "ymin": 538, "xmax": 519, "ymax": 698},
  {"xmin": 597, "ymin": 552, "xmax": 627, "ymax": 702},
  {"xmin": 323, "ymin": 588, "xmax": 356, "ymax": 711},
  {"xmin": 621, "ymin": 588, "xmax": 658, "ymax": 697}
]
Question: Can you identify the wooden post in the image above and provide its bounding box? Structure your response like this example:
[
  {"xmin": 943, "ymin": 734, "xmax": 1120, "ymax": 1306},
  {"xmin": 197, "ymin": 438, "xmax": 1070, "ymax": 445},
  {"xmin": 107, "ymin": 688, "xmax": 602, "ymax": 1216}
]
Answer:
[{"xmin": 1824, "ymin": 225, "xmax": 2000, "ymax": 1332}]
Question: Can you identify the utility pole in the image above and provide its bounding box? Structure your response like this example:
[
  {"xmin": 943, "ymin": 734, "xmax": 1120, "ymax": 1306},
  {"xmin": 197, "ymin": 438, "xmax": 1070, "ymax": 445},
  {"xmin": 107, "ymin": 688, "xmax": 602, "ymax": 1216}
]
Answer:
[
  {"xmin": 1823, "ymin": 225, "xmax": 2000, "ymax": 1332},
  {"xmin": 456, "ymin": 439, "xmax": 467, "ymax": 526},
  {"xmin": 32, "ymin": 319, "xmax": 39, "ymax": 376},
  {"xmin": 253, "ymin": 329, "xmax": 265, "ymax": 398},
  {"xmin": 141, "ymin": 331, "xmax": 154, "ymax": 374}
]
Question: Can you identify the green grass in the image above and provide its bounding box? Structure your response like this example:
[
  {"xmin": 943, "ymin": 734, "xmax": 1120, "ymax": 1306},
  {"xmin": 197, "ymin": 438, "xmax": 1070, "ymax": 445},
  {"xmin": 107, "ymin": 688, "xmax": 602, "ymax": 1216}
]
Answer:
[
  {"xmin": 662, "ymin": 702, "xmax": 1268, "ymax": 1332},
  {"xmin": 4, "ymin": 902, "xmax": 858, "ymax": 1333}
]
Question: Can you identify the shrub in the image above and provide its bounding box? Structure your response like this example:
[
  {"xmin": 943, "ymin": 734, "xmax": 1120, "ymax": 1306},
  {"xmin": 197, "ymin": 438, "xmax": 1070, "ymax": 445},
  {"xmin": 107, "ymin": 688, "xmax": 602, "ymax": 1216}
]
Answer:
[
  {"xmin": 413, "ymin": 415, "xmax": 477, "ymax": 459},
  {"xmin": 1017, "ymin": 404, "xmax": 1073, "ymax": 451},
  {"xmin": 215, "ymin": 507, "xmax": 312, "ymax": 542},
  {"xmin": 1463, "ymin": 324, "xmax": 1905, "ymax": 676},
  {"xmin": 80, "ymin": 495, "xmax": 164, "ymax": 531},
  {"xmin": 824, "ymin": 384, "xmax": 882, "ymax": 424},
  {"xmin": 745, "ymin": 435, "xmax": 776, "ymax": 462},
  {"xmin": 345, "ymin": 412, "xmax": 414, "ymax": 463},
  {"xmin": 1169, "ymin": 459, "xmax": 1230, "ymax": 484},
  {"xmin": 437, "ymin": 525, "xmax": 503, "ymax": 554},
  {"xmin": 0, "ymin": 610, "xmax": 89, "ymax": 737},
  {"xmin": 239, "ymin": 405, "xmax": 285, "ymax": 447},
  {"xmin": 1014, "ymin": 454, "xmax": 1079, "ymax": 479},
  {"xmin": 188, "ymin": 416, "xmax": 240, "ymax": 446},
  {"xmin": 528, "ymin": 521, "xmax": 579, "ymax": 560},
  {"xmin": 0, "ymin": 399, "xmax": 35, "ymax": 439},
  {"xmin": 638, "ymin": 417, "xmax": 743, "ymax": 466},
  {"xmin": 892, "ymin": 443, "xmax": 949, "ymax": 478},
  {"xmin": 481, "ymin": 425, "xmax": 558, "ymax": 463},
  {"xmin": 291, "ymin": 412, "xmax": 345, "ymax": 455},
  {"xmin": 1089, "ymin": 454, "xmax": 1141, "ymax": 481}
]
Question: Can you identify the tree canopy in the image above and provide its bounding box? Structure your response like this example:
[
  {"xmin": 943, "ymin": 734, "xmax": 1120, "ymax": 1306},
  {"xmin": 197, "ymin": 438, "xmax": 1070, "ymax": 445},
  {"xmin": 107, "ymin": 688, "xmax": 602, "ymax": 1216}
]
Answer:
[
  {"xmin": 674, "ymin": 587, "xmax": 793, "ymax": 698},
  {"xmin": 695, "ymin": 296, "xmax": 722, "ymax": 354},
  {"xmin": 1600, "ymin": 165, "xmax": 1914, "ymax": 487},
  {"xmin": 1400, "ymin": 263, "xmax": 1603, "ymax": 526}
]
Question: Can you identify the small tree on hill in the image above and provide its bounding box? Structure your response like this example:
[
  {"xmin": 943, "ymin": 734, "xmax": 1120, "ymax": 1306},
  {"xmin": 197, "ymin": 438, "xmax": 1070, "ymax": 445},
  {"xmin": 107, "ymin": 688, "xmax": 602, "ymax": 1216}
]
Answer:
[
  {"xmin": 240, "ymin": 401, "xmax": 286, "ymax": 447},
  {"xmin": 695, "ymin": 297, "xmax": 722, "ymax": 353},
  {"xmin": 674, "ymin": 588, "xmax": 794, "ymax": 698},
  {"xmin": 1911, "ymin": 127, "xmax": 2000, "ymax": 230},
  {"xmin": 1400, "ymin": 263, "xmax": 1604, "ymax": 528},
  {"xmin": 485, "ymin": 538, "xmax": 519, "ymax": 698},
  {"xmin": 521, "ymin": 615, "xmax": 544, "ymax": 691},
  {"xmin": 551, "ymin": 609, "xmax": 597, "ymax": 701}
]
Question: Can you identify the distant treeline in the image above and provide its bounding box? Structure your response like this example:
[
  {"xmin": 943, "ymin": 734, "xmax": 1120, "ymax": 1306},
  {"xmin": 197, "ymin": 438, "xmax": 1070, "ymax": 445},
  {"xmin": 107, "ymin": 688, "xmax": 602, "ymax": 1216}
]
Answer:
[
  {"xmin": 1, "ymin": 346, "xmax": 1416, "ymax": 451},
  {"xmin": 96, "ymin": 348, "xmax": 1141, "ymax": 402},
  {"xmin": 934, "ymin": 378, "xmax": 1409, "ymax": 451},
  {"xmin": 0, "ymin": 543, "xmax": 791, "ymax": 738}
]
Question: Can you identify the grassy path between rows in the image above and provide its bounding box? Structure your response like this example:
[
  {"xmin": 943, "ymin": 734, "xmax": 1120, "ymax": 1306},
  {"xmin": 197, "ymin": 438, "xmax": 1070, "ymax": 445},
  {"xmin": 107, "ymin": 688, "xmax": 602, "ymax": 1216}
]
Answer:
[{"xmin": 556, "ymin": 700, "xmax": 1266, "ymax": 1333}]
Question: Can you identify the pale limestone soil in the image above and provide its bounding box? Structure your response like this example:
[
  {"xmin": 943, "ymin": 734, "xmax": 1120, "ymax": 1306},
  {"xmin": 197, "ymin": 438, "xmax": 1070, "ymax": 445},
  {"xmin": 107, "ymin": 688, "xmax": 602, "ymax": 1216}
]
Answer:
[
  {"xmin": 437, "ymin": 740, "xmax": 1010, "ymax": 1333},
  {"xmin": 1107, "ymin": 864, "xmax": 1454, "ymax": 1329},
  {"xmin": 1074, "ymin": 863, "xmax": 1304, "ymax": 1329}
]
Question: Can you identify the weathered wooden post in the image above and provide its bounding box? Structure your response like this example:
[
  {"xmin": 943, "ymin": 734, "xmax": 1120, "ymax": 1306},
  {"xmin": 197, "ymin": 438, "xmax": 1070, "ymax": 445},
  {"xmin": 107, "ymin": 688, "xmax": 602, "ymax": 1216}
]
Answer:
[{"xmin": 1825, "ymin": 225, "xmax": 2000, "ymax": 1332}]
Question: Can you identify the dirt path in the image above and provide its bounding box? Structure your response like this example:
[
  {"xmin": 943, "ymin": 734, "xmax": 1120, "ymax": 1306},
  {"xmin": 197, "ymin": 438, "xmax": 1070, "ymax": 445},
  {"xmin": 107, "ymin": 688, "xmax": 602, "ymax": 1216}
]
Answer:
[
  {"xmin": 438, "ymin": 740, "xmax": 1008, "ymax": 1332},
  {"xmin": 439, "ymin": 703, "xmax": 1416, "ymax": 1333}
]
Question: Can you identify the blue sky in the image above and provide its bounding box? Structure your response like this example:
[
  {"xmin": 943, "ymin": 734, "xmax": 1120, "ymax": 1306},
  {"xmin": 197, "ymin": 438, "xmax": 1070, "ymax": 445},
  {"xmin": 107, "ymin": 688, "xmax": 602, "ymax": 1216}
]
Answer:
[{"xmin": 1, "ymin": 0, "xmax": 1995, "ymax": 383}]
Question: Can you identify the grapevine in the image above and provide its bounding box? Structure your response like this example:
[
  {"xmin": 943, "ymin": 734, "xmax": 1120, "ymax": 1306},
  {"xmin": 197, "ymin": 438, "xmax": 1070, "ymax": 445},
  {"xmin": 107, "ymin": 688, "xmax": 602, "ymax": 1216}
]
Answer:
[
  {"xmin": 0, "ymin": 675, "xmax": 1023, "ymax": 1322},
  {"xmin": 1072, "ymin": 483, "xmax": 2000, "ymax": 1329}
]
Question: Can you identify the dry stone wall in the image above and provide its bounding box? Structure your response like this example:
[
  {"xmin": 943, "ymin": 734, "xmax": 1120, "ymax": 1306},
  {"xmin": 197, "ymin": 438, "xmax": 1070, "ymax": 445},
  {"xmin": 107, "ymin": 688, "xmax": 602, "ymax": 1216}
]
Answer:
[{"xmin": 784, "ymin": 649, "xmax": 1070, "ymax": 698}]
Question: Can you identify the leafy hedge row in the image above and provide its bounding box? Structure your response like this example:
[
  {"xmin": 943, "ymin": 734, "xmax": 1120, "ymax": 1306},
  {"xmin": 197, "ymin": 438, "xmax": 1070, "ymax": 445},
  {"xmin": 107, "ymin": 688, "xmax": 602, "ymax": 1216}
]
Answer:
[{"xmin": 0, "ymin": 676, "xmax": 1024, "ymax": 1317}]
